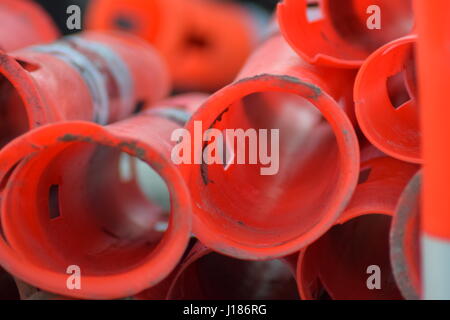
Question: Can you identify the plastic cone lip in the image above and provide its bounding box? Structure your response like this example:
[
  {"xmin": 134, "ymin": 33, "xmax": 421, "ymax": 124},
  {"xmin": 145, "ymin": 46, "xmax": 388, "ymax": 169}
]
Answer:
[
  {"xmin": 0, "ymin": 50, "xmax": 46, "ymax": 128},
  {"xmin": 355, "ymin": 35, "xmax": 420, "ymax": 163},
  {"xmin": 185, "ymin": 73, "xmax": 359, "ymax": 260},
  {"xmin": 0, "ymin": 0, "xmax": 59, "ymax": 51},
  {"xmin": 277, "ymin": 0, "xmax": 414, "ymax": 68},
  {"xmin": 390, "ymin": 171, "xmax": 422, "ymax": 300},
  {"xmin": 297, "ymin": 155, "xmax": 418, "ymax": 300},
  {"xmin": 0, "ymin": 121, "xmax": 192, "ymax": 299}
]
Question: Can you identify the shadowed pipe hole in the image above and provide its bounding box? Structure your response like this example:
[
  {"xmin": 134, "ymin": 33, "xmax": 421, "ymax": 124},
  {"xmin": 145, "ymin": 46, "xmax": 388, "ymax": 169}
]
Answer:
[
  {"xmin": 114, "ymin": 16, "xmax": 136, "ymax": 31},
  {"xmin": 0, "ymin": 74, "xmax": 30, "ymax": 148},
  {"xmin": 16, "ymin": 143, "xmax": 173, "ymax": 275},
  {"xmin": 358, "ymin": 167, "xmax": 372, "ymax": 184},
  {"xmin": 387, "ymin": 71, "xmax": 411, "ymax": 110},
  {"xmin": 133, "ymin": 100, "xmax": 146, "ymax": 114},
  {"xmin": 185, "ymin": 33, "xmax": 210, "ymax": 49},
  {"xmin": 16, "ymin": 59, "xmax": 40, "ymax": 72},
  {"xmin": 48, "ymin": 185, "xmax": 61, "ymax": 220},
  {"xmin": 170, "ymin": 253, "xmax": 299, "ymax": 300}
]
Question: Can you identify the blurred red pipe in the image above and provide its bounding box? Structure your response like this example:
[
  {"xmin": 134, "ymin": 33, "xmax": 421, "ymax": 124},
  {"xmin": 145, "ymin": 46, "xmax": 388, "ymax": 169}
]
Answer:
[
  {"xmin": 0, "ymin": 0, "xmax": 59, "ymax": 51},
  {"xmin": 0, "ymin": 31, "xmax": 170, "ymax": 148},
  {"xmin": 86, "ymin": 0, "xmax": 264, "ymax": 91}
]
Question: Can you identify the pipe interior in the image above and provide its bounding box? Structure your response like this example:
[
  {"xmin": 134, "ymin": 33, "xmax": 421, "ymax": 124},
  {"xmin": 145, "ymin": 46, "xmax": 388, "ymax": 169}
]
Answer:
[
  {"xmin": 306, "ymin": 214, "xmax": 403, "ymax": 300},
  {"xmin": 199, "ymin": 90, "xmax": 341, "ymax": 246},
  {"xmin": 327, "ymin": 0, "xmax": 414, "ymax": 53},
  {"xmin": 169, "ymin": 252, "xmax": 299, "ymax": 300},
  {"xmin": 0, "ymin": 74, "xmax": 30, "ymax": 148},
  {"xmin": 2, "ymin": 141, "xmax": 171, "ymax": 276}
]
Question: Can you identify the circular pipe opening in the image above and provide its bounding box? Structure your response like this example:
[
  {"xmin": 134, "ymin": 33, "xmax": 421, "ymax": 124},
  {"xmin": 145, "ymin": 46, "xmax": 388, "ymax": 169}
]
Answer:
[
  {"xmin": 3, "ymin": 141, "xmax": 171, "ymax": 275},
  {"xmin": 0, "ymin": 123, "xmax": 191, "ymax": 298},
  {"xmin": 355, "ymin": 37, "xmax": 419, "ymax": 163},
  {"xmin": 168, "ymin": 252, "xmax": 299, "ymax": 300},
  {"xmin": 326, "ymin": 0, "xmax": 413, "ymax": 53},
  {"xmin": 201, "ymin": 91, "xmax": 338, "ymax": 244},
  {"xmin": 187, "ymin": 77, "xmax": 359, "ymax": 258},
  {"xmin": 299, "ymin": 214, "xmax": 403, "ymax": 300}
]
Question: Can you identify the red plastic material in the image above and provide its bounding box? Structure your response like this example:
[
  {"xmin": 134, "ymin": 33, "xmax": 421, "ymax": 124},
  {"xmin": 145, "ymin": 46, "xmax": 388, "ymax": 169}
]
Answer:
[
  {"xmin": 166, "ymin": 242, "xmax": 299, "ymax": 300},
  {"xmin": 355, "ymin": 35, "xmax": 419, "ymax": 163},
  {"xmin": 277, "ymin": 0, "xmax": 414, "ymax": 68},
  {"xmin": 297, "ymin": 154, "xmax": 418, "ymax": 299},
  {"xmin": 390, "ymin": 171, "xmax": 422, "ymax": 300},
  {"xmin": 0, "ymin": 31, "xmax": 170, "ymax": 148},
  {"xmin": 0, "ymin": 0, "xmax": 59, "ymax": 52},
  {"xmin": 415, "ymin": 0, "xmax": 450, "ymax": 241},
  {"xmin": 0, "ymin": 108, "xmax": 193, "ymax": 299},
  {"xmin": 183, "ymin": 34, "xmax": 359, "ymax": 260},
  {"xmin": 86, "ymin": 0, "xmax": 261, "ymax": 91}
]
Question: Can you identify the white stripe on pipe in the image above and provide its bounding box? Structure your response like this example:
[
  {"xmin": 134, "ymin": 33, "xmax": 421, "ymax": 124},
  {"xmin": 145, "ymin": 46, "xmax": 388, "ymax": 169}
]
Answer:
[
  {"xmin": 422, "ymin": 233, "xmax": 450, "ymax": 299},
  {"xmin": 68, "ymin": 36, "xmax": 134, "ymax": 121},
  {"xmin": 32, "ymin": 42, "xmax": 110, "ymax": 124}
]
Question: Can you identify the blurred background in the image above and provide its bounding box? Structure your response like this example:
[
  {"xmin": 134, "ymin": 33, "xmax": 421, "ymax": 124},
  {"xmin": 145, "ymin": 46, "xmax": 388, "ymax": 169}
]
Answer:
[{"xmin": 34, "ymin": 0, "xmax": 279, "ymax": 34}]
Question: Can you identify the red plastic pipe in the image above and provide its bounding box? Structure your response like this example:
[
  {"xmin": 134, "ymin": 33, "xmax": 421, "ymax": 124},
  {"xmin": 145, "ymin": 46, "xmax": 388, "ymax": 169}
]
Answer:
[
  {"xmin": 415, "ymin": 0, "xmax": 450, "ymax": 299},
  {"xmin": 0, "ymin": 31, "xmax": 170, "ymax": 148},
  {"xmin": 297, "ymin": 153, "xmax": 418, "ymax": 299},
  {"xmin": 86, "ymin": 0, "xmax": 264, "ymax": 91},
  {"xmin": 277, "ymin": 0, "xmax": 414, "ymax": 68},
  {"xmin": 355, "ymin": 35, "xmax": 419, "ymax": 163},
  {"xmin": 0, "ymin": 107, "xmax": 194, "ymax": 299},
  {"xmin": 0, "ymin": 0, "xmax": 59, "ymax": 52},
  {"xmin": 390, "ymin": 171, "xmax": 421, "ymax": 300},
  {"xmin": 183, "ymin": 34, "xmax": 359, "ymax": 260},
  {"xmin": 165, "ymin": 241, "xmax": 299, "ymax": 300}
]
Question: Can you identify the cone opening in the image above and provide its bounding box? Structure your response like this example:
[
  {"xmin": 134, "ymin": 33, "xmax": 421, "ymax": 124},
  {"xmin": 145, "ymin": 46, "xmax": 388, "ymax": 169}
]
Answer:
[
  {"xmin": 2, "ymin": 140, "xmax": 173, "ymax": 276},
  {"xmin": 0, "ymin": 74, "xmax": 30, "ymax": 148},
  {"xmin": 305, "ymin": 214, "xmax": 402, "ymax": 300},
  {"xmin": 169, "ymin": 252, "xmax": 299, "ymax": 300},
  {"xmin": 326, "ymin": 0, "xmax": 414, "ymax": 54},
  {"xmin": 356, "ymin": 39, "xmax": 419, "ymax": 162},
  {"xmin": 195, "ymin": 90, "xmax": 343, "ymax": 247}
]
